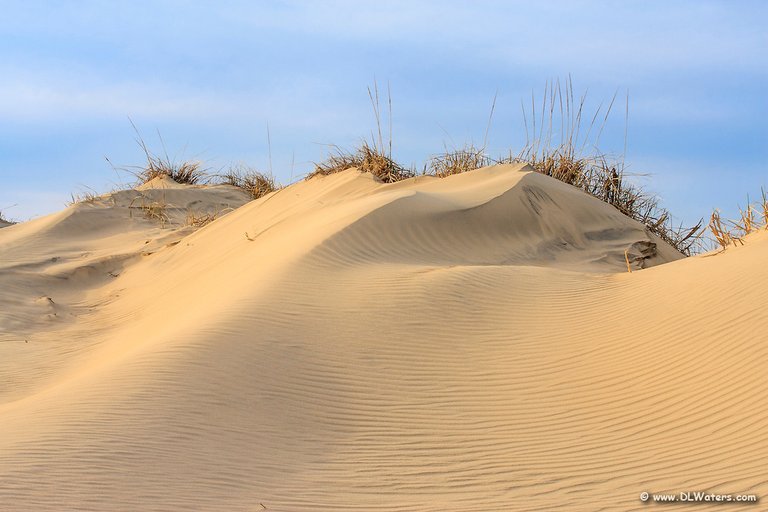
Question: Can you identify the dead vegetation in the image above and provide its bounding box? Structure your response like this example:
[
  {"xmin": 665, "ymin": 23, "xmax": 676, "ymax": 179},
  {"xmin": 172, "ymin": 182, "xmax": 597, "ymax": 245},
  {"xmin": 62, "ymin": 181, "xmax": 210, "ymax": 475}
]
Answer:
[
  {"xmin": 56, "ymin": 81, "xmax": 718, "ymax": 258},
  {"xmin": 309, "ymin": 142, "xmax": 415, "ymax": 183},
  {"xmin": 111, "ymin": 120, "xmax": 207, "ymax": 186},
  {"xmin": 220, "ymin": 166, "xmax": 278, "ymax": 199},
  {"xmin": 420, "ymin": 79, "xmax": 704, "ymax": 255},
  {"xmin": 0, "ymin": 210, "xmax": 14, "ymax": 226},
  {"xmin": 309, "ymin": 82, "xmax": 415, "ymax": 184},
  {"xmin": 508, "ymin": 78, "xmax": 704, "ymax": 255},
  {"xmin": 129, "ymin": 193, "xmax": 171, "ymax": 227},
  {"xmin": 66, "ymin": 186, "xmax": 102, "ymax": 206},
  {"xmin": 185, "ymin": 210, "xmax": 219, "ymax": 228},
  {"xmin": 0, "ymin": 203, "xmax": 18, "ymax": 225},
  {"xmin": 709, "ymin": 189, "xmax": 768, "ymax": 249},
  {"xmin": 426, "ymin": 145, "xmax": 491, "ymax": 177},
  {"xmin": 308, "ymin": 80, "xmax": 704, "ymax": 255}
]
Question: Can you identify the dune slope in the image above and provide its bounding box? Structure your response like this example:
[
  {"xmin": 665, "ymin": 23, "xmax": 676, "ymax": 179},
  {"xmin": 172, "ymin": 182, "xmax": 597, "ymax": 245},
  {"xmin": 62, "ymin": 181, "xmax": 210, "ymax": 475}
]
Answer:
[{"xmin": 0, "ymin": 163, "xmax": 765, "ymax": 511}]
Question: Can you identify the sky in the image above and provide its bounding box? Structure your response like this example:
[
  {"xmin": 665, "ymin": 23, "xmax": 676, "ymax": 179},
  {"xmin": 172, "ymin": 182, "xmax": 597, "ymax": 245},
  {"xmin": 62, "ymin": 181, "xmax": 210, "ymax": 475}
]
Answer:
[{"xmin": 1, "ymin": 0, "xmax": 766, "ymax": 226}]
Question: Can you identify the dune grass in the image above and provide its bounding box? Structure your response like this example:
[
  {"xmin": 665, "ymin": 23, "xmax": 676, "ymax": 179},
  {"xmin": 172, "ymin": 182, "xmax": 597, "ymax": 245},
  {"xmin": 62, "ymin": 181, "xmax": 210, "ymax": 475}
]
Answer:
[
  {"xmin": 309, "ymin": 142, "xmax": 415, "ymax": 183},
  {"xmin": 309, "ymin": 82, "xmax": 415, "ymax": 184},
  {"xmin": 513, "ymin": 79, "xmax": 704, "ymax": 255},
  {"xmin": 305, "ymin": 79, "xmax": 703, "ymax": 255},
  {"xmin": 70, "ymin": 81, "xmax": 707, "ymax": 257},
  {"xmin": 0, "ymin": 210, "xmax": 13, "ymax": 225},
  {"xmin": 112, "ymin": 121, "xmax": 207, "ymax": 186},
  {"xmin": 129, "ymin": 193, "xmax": 171, "ymax": 227},
  {"xmin": 66, "ymin": 186, "xmax": 102, "ymax": 206},
  {"xmin": 220, "ymin": 166, "xmax": 279, "ymax": 199},
  {"xmin": 420, "ymin": 79, "xmax": 704, "ymax": 255},
  {"xmin": 426, "ymin": 145, "xmax": 492, "ymax": 177},
  {"xmin": 185, "ymin": 210, "xmax": 218, "ymax": 227},
  {"xmin": 709, "ymin": 189, "xmax": 768, "ymax": 249},
  {"xmin": 131, "ymin": 140, "xmax": 205, "ymax": 185}
]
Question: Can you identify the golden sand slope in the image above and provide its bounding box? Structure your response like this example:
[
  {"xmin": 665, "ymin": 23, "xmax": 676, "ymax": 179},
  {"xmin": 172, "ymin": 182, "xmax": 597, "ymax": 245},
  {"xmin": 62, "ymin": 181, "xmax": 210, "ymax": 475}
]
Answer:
[{"xmin": 0, "ymin": 164, "xmax": 765, "ymax": 511}]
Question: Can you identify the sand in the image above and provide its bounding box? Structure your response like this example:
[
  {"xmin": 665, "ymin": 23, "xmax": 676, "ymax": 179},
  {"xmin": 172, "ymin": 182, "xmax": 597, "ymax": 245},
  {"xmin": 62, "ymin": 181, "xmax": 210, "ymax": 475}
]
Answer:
[{"xmin": 1, "ymin": 163, "xmax": 765, "ymax": 511}]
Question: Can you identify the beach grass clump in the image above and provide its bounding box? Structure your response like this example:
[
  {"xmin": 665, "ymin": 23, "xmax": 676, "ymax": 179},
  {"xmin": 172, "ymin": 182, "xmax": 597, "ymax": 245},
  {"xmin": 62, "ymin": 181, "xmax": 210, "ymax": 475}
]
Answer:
[
  {"xmin": 509, "ymin": 78, "xmax": 704, "ymax": 256},
  {"xmin": 132, "ymin": 139, "xmax": 205, "ymax": 185},
  {"xmin": 115, "ymin": 120, "xmax": 207, "ymax": 186},
  {"xmin": 185, "ymin": 210, "xmax": 218, "ymax": 227},
  {"xmin": 308, "ymin": 81, "xmax": 414, "ymax": 184},
  {"xmin": 309, "ymin": 142, "xmax": 415, "ymax": 183},
  {"xmin": 139, "ymin": 201, "xmax": 170, "ymax": 226},
  {"xmin": 425, "ymin": 95, "xmax": 497, "ymax": 178},
  {"xmin": 709, "ymin": 209, "xmax": 741, "ymax": 248},
  {"xmin": 129, "ymin": 194, "xmax": 171, "ymax": 227},
  {"xmin": 136, "ymin": 158, "xmax": 205, "ymax": 185},
  {"xmin": 426, "ymin": 145, "xmax": 492, "ymax": 177},
  {"xmin": 0, "ymin": 209, "xmax": 14, "ymax": 226},
  {"xmin": 709, "ymin": 189, "xmax": 768, "ymax": 249},
  {"xmin": 220, "ymin": 166, "xmax": 278, "ymax": 199},
  {"xmin": 66, "ymin": 186, "xmax": 102, "ymax": 206}
]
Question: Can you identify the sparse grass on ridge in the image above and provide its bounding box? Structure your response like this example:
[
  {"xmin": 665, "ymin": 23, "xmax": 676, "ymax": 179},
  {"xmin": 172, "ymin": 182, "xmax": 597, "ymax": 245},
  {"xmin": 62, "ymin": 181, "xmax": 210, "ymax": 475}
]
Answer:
[
  {"xmin": 308, "ymin": 82, "xmax": 416, "ymax": 184},
  {"xmin": 309, "ymin": 142, "xmax": 415, "ymax": 183},
  {"xmin": 185, "ymin": 210, "xmax": 219, "ymax": 227},
  {"xmin": 54, "ymin": 80, "xmax": 711, "ymax": 257},
  {"xmin": 418, "ymin": 79, "xmax": 704, "ymax": 255},
  {"xmin": 66, "ymin": 186, "xmax": 103, "ymax": 206},
  {"xmin": 426, "ymin": 144, "xmax": 492, "ymax": 177},
  {"xmin": 220, "ymin": 165, "xmax": 279, "ymax": 199},
  {"xmin": 129, "ymin": 193, "xmax": 171, "ymax": 227},
  {"xmin": 0, "ymin": 203, "xmax": 18, "ymax": 225},
  {"xmin": 0, "ymin": 211, "xmax": 14, "ymax": 226},
  {"xmin": 509, "ymin": 78, "xmax": 704, "ymax": 255},
  {"xmin": 111, "ymin": 120, "xmax": 208, "ymax": 186},
  {"xmin": 709, "ymin": 188, "xmax": 768, "ymax": 249},
  {"xmin": 424, "ymin": 93, "xmax": 497, "ymax": 178}
]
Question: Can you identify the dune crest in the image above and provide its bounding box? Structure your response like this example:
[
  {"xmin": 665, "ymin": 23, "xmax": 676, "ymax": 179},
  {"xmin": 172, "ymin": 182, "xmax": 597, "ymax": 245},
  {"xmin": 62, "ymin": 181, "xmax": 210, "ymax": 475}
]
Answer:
[{"xmin": 1, "ymin": 163, "xmax": 765, "ymax": 511}]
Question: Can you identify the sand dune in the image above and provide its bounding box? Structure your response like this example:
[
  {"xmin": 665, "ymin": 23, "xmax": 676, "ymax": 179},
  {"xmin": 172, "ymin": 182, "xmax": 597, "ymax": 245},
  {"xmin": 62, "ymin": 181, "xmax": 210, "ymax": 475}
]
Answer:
[{"xmin": 1, "ymin": 163, "xmax": 765, "ymax": 511}]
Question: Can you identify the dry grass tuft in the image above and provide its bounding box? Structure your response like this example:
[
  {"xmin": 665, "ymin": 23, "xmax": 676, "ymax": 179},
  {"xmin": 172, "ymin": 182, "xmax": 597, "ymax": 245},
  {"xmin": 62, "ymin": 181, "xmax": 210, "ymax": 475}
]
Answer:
[
  {"xmin": 129, "ymin": 194, "xmax": 171, "ymax": 227},
  {"xmin": 220, "ymin": 166, "xmax": 278, "ymax": 200},
  {"xmin": 425, "ymin": 94, "xmax": 497, "ymax": 178},
  {"xmin": 0, "ymin": 207, "xmax": 15, "ymax": 225},
  {"xmin": 66, "ymin": 187, "xmax": 102, "ymax": 206},
  {"xmin": 736, "ymin": 203, "xmax": 757, "ymax": 235},
  {"xmin": 309, "ymin": 142, "xmax": 415, "ymax": 183},
  {"xmin": 185, "ymin": 210, "xmax": 218, "ymax": 227},
  {"xmin": 309, "ymin": 81, "xmax": 414, "ymax": 184},
  {"xmin": 709, "ymin": 189, "xmax": 768, "ymax": 249},
  {"xmin": 709, "ymin": 210, "xmax": 741, "ymax": 249},
  {"xmin": 507, "ymin": 78, "xmax": 704, "ymax": 256},
  {"xmin": 136, "ymin": 159, "xmax": 205, "ymax": 185},
  {"xmin": 761, "ymin": 188, "xmax": 768, "ymax": 227},
  {"xmin": 113, "ymin": 120, "xmax": 207, "ymax": 186},
  {"xmin": 426, "ymin": 145, "xmax": 491, "ymax": 177}
]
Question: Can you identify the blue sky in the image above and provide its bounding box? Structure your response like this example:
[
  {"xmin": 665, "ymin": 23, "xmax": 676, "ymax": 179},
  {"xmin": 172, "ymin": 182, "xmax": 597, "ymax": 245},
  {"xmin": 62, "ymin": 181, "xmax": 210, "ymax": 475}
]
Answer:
[{"xmin": 1, "ymin": 1, "xmax": 766, "ymax": 225}]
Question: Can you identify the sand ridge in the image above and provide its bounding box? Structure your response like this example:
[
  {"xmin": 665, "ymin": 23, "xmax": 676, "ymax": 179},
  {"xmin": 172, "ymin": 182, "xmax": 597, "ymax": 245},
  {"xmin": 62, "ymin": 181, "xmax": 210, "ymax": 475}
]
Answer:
[{"xmin": 0, "ymin": 163, "xmax": 765, "ymax": 511}]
